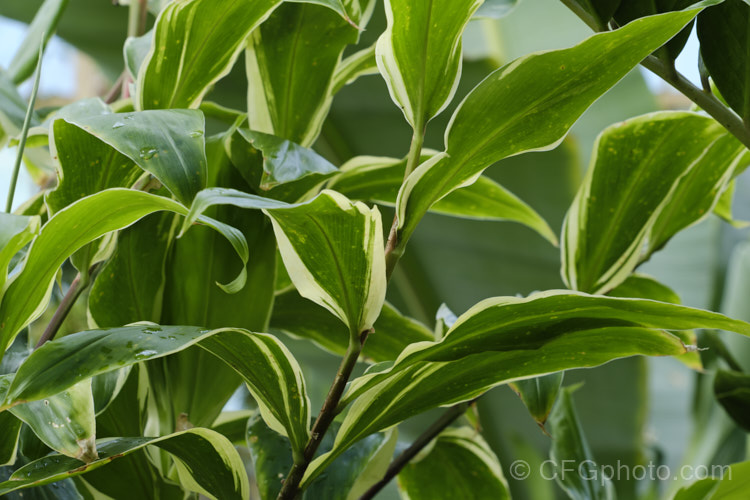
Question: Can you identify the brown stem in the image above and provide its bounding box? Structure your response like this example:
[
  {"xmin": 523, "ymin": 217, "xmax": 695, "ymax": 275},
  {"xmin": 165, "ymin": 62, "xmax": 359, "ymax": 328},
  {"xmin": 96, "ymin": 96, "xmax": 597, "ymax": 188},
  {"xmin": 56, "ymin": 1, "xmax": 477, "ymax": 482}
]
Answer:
[
  {"xmin": 34, "ymin": 264, "xmax": 99, "ymax": 349},
  {"xmin": 103, "ymin": 72, "xmax": 126, "ymax": 104},
  {"xmin": 277, "ymin": 330, "xmax": 371, "ymax": 499},
  {"xmin": 359, "ymin": 399, "xmax": 476, "ymax": 500}
]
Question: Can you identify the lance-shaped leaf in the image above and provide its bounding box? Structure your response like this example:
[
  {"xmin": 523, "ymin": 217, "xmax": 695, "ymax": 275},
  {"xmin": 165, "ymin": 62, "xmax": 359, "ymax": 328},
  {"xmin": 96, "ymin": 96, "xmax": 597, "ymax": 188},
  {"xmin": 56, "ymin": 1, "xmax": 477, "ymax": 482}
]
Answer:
[
  {"xmin": 6, "ymin": 0, "xmax": 68, "ymax": 84},
  {"xmin": 228, "ymin": 128, "xmax": 337, "ymax": 200},
  {"xmin": 0, "ymin": 213, "xmax": 41, "ymax": 294},
  {"xmin": 266, "ymin": 190, "xmax": 386, "ymax": 334},
  {"xmin": 50, "ymin": 110, "xmax": 208, "ymax": 205},
  {"xmin": 697, "ymin": 0, "xmax": 750, "ymax": 121},
  {"xmin": 397, "ymin": 427, "xmax": 510, "ymax": 500},
  {"xmin": 271, "ymin": 290, "xmax": 433, "ymax": 363},
  {"xmin": 10, "ymin": 380, "xmax": 98, "ymax": 463},
  {"xmin": 395, "ymin": 4, "xmax": 717, "ymax": 241},
  {"xmin": 287, "ymin": 0, "xmax": 373, "ymax": 27},
  {"xmin": 0, "ymin": 411, "xmax": 21, "ymax": 466},
  {"xmin": 246, "ymin": 1, "xmax": 361, "ymax": 146},
  {"xmin": 303, "ymin": 291, "xmax": 750, "ymax": 477},
  {"xmin": 510, "ymin": 373, "xmax": 564, "ymax": 427},
  {"xmin": 562, "ymin": 0, "xmax": 622, "ymax": 30},
  {"xmin": 331, "ymin": 43, "xmax": 378, "ymax": 94},
  {"xmin": 0, "ymin": 189, "xmax": 247, "ymax": 356},
  {"xmin": 1, "ymin": 325, "xmax": 310, "ymax": 456},
  {"xmin": 614, "ymin": 0, "xmax": 698, "ymax": 61},
  {"xmin": 376, "ymin": 0, "xmax": 482, "ymax": 129},
  {"xmin": 673, "ymin": 461, "xmax": 750, "ymax": 499},
  {"xmin": 562, "ymin": 112, "xmax": 746, "ymax": 294},
  {"xmin": 137, "ymin": 0, "xmax": 283, "ymax": 110},
  {"xmin": 330, "ymin": 154, "xmax": 557, "ymax": 244},
  {"xmin": 0, "ymin": 428, "xmax": 249, "ymax": 500},
  {"xmin": 547, "ymin": 386, "xmax": 616, "ymax": 500},
  {"xmin": 124, "ymin": 30, "xmax": 154, "ymax": 80}
]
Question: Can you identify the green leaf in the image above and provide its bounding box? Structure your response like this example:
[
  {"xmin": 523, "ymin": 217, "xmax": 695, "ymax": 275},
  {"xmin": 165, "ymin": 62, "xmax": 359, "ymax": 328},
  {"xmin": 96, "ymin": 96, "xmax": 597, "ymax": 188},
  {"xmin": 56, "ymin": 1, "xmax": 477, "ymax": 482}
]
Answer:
[
  {"xmin": 51, "ymin": 110, "xmax": 208, "ymax": 205},
  {"xmin": 331, "ymin": 43, "xmax": 378, "ymax": 94},
  {"xmin": 124, "ymin": 30, "xmax": 153, "ymax": 80},
  {"xmin": 10, "ymin": 380, "xmax": 97, "ymax": 463},
  {"xmin": 0, "ymin": 412, "xmax": 22, "ymax": 466},
  {"xmin": 6, "ymin": 0, "xmax": 68, "ymax": 84},
  {"xmin": 396, "ymin": 4, "xmax": 715, "ymax": 242},
  {"xmin": 397, "ymin": 427, "xmax": 510, "ymax": 500},
  {"xmin": 714, "ymin": 369, "xmax": 750, "ymax": 432},
  {"xmin": 697, "ymin": 0, "xmax": 750, "ymax": 121},
  {"xmin": 475, "ymin": 0, "xmax": 520, "ymax": 19},
  {"xmin": 266, "ymin": 190, "xmax": 386, "ymax": 334},
  {"xmin": 510, "ymin": 372, "xmax": 564, "ymax": 427},
  {"xmin": 232, "ymin": 128, "xmax": 338, "ymax": 199},
  {"xmin": 137, "ymin": 0, "xmax": 283, "ymax": 110},
  {"xmin": 330, "ymin": 154, "xmax": 557, "ymax": 244},
  {"xmin": 305, "ymin": 291, "xmax": 750, "ymax": 478},
  {"xmin": 271, "ymin": 290, "xmax": 433, "ymax": 363},
  {"xmin": 211, "ymin": 410, "xmax": 254, "ymax": 445},
  {"xmin": 246, "ymin": 413, "xmax": 294, "ymax": 500},
  {"xmin": 246, "ymin": 2, "xmax": 360, "ymax": 146},
  {"xmin": 2, "ymin": 325, "xmax": 310, "ymax": 456},
  {"xmin": 673, "ymin": 460, "xmax": 750, "ymax": 499},
  {"xmin": 547, "ymin": 385, "xmax": 616, "ymax": 500},
  {"xmin": 0, "ymin": 189, "xmax": 247, "ymax": 357},
  {"xmin": 0, "ymin": 428, "xmax": 250, "ymax": 500},
  {"xmin": 376, "ymin": 0, "xmax": 482, "ymax": 129},
  {"xmin": 88, "ymin": 213, "xmax": 172, "ymax": 327},
  {"xmin": 0, "ymin": 213, "xmax": 41, "ymax": 295},
  {"xmin": 563, "ymin": 0, "xmax": 622, "ymax": 30},
  {"xmin": 562, "ymin": 112, "xmax": 746, "ymax": 294},
  {"xmin": 614, "ymin": 0, "xmax": 698, "ymax": 61},
  {"xmin": 287, "ymin": 0, "xmax": 374, "ymax": 26}
]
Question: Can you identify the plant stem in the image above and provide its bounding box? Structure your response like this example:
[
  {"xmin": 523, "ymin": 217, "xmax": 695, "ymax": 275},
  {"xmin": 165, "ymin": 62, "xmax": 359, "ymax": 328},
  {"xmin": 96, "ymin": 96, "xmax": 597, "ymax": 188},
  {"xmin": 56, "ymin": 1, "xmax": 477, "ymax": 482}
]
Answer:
[
  {"xmin": 359, "ymin": 399, "xmax": 475, "ymax": 500},
  {"xmin": 34, "ymin": 270, "xmax": 89, "ymax": 349},
  {"xmin": 5, "ymin": 46, "xmax": 43, "ymax": 213},
  {"xmin": 641, "ymin": 55, "xmax": 750, "ymax": 150},
  {"xmin": 277, "ymin": 330, "xmax": 370, "ymax": 500},
  {"xmin": 384, "ymin": 128, "xmax": 425, "ymax": 280}
]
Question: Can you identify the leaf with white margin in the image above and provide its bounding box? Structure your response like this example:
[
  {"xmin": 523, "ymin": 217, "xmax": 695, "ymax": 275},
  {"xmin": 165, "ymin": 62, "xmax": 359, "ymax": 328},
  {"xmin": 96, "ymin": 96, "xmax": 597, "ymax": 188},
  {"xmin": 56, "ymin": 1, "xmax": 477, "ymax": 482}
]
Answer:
[
  {"xmin": 395, "ymin": 2, "xmax": 720, "ymax": 244},
  {"xmin": 0, "ymin": 428, "xmax": 249, "ymax": 500},
  {"xmin": 0, "ymin": 189, "xmax": 248, "ymax": 359},
  {"xmin": 376, "ymin": 0, "xmax": 482, "ymax": 129}
]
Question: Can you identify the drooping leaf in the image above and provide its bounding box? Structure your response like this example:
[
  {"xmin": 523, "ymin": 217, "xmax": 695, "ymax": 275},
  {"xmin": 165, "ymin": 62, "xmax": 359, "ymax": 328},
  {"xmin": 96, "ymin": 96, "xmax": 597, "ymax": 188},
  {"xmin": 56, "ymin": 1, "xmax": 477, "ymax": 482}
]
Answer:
[
  {"xmin": 50, "ymin": 110, "xmax": 208, "ymax": 205},
  {"xmin": 0, "ymin": 189, "xmax": 247, "ymax": 357},
  {"xmin": 397, "ymin": 427, "xmax": 510, "ymax": 500},
  {"xmin": 1, "ymin": 325, "xmax": 310, "ymax": 456},
  {"xmin": 246, "ymin": 413, "xmax": 295, "ymax": 500},
  {"xmin": 137, "ymin": 0, "xmax": 283, "ymax": 110},
  {"xmin": 0, "ymin": 412, "xmax": 21, "ymax": 467},
  {"xmin": 266, "ymin": 190, "xmax": 386, "ymax": 334},
  {"xmin": 396, "ymin": 4, "xmax": 717, "ymax": 243},
  {"xmin": 6, "ymin": 0, "xmax": 68, "ymax": 84},
  {"xmin": 10, "ymin": 380, "xmax": 97, "ymax": 463},
  {"xmin": 697, "ymin": 0, "xmax": 750, "ymax": 121},
  {"xmin": 0, "ymin": 428, "xmax": 250, "ymax": 500},
  {"xmin": 510, "ymin": 372, "xmax": 564, "ymax": 427},
  {"xmin": 229, "ymin": 128, "xmax": 338, "ymax": 200},
  {"xmin": 714, "ymin": 369, "xmax": 750, "ymax": 432},
  {"xmin": 304, "ymin": 290, "xmax": 750, "ymax": 477},
  {"xmin": 547, "ymin": 385, "xmax": 616, "ymax": 500},
  {"xmin": 211, "ymin": 410, "xmax": 254, "ymax": 445},
  {"xmin": 157, "ymin": 137, "xmax": 277, "ymax": 434},
  {"xmin": 0, "ymin": 213, "xmax": 41, "ymax": 295},
  {"xmin": 271, "ymin": 290, "xmax": 433, "ymax": 363},
  {"xmin": 562, "ymin": 112, "xmax": 746, "ymax": 294},
  {"xmin": 330, "ymin": 154, "xmax": 557, "ymax": 244},
  {"xmin": 376, "ymin": 0, "xmax": 482, "ymax": 129},
  {"xmin": 246, "ymin": 1, "xmax": 360, "ymax": 146}
]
